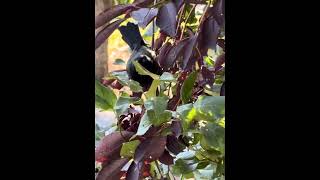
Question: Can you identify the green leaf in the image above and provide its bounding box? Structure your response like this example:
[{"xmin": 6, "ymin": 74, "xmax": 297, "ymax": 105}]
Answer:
[
  {"xmin": 128, "ymin": 80, "xmax": 143, "ymax": 92},
  {"xmin": 176, "ymin": 150, "xmax": 196, "ymax": 160},
  {"xmin": 108, "ymin": 71, "xmax": 142, "ymax": 92},
  {"xmin": 196, "ymin": 161, "xmax": 210, "ymax": 169},
  {"xmin": 136, "ymin": 113, "xmax": 152, "ymax": 136},
  {"xmin": 108, "ymin": 71, "xmax": 129, "ymax": 85},
  {"xmin": 120, "ymin": 140, "xmax": 140, "ymax": 158},
  {"xmin": 176, "ymin": 103, "xmax": 196, "ymax": 132},
  {"xmin": 114, "ymin": 92, "xmax": 137, "ymax": 117},
  {"xmin": 159, "ymin": 72, "xmax": 176, "ymax": 82},
  {"xmin": 185, "ymin": 4, "xmax": 197, "ymax": 25},
  {"xmin": 144, "ymin": 96, "xmax": 172, "ymax": 126},
  {"xmin": 193, "ymin": 164, "xmax": 216, "ymax": 180},
  {"xmin": 132, "ymin": 61, "xmax": 160, "ymax": 79},
  {"xmin": 95, "ymin": 80, "xmax": 117, "ymax": 111},
  {"xmin": 113, "ymin": 58, "xmax": 126, "ymax": 65},
  {"xmin": 200, "ymin": 122, "xmax": 225, "ymax": 152},
  {"xmin": 181, "ymin": 71, "xmax": 198, "ymax": 104},
  {"xmin": 172, "ymin": 159, "xmax": 198, "ymax": 175},
  {"xmin": 204, "ymin": 56, "xmax": 214, "ymax": 67},
  {"xmin": 144, "ymin": 96, "xmax": 168, "ymax": 113},
  {"xmin": 145, "ymin": 79, "xmax": 160, "ymax": 98},
  {"xmin": 194, "ymin": 96, "xmax": 225, "ymax": 121}
]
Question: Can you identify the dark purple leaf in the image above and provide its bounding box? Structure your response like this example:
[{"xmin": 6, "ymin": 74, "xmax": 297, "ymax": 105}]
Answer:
[
  {"xmin": 198, "ymin": 17, "xmax": 220, "ymax": 55},
  {"xmin": 134, "ymin": 136, "xmax": 167, "ymax": 162},
  {"xmin": 167, "ymin": 95, "xmax": 180, "ymax": 111},
  {"xmin": 217, "ymin": 39, "xmax": 225, "ymax": 50},
  {"xmin": 173, "ymin": 0, "xmax": 184, "ymax": 10},
  {"xmin": 159, "ymin": 149, "xmax": 174, "ymax": 165},
  {"xmin": 95, "ymin": 131, "xmax": 134, "ymax": 163},
  {"xmin": 171, "ymin": 120, "xmax": 182, "ymax": 137},
  {"xmin": 133, "ymin": 0, "xmax": 155, "ymax": 8},
  {"xmin": 154, "ymin": 32, "xmax": 168, "ymax": 52},
  {"xmin": 182, "ymin": 34, "xmax": 198, "ymax": 70},
  {"xmin": 96, "ymin": 158, "xmax": 129, "ymax": 180},
  {"xmin": 214, "ymin": 53, "xmax": 225, "ymax": 72},
  {"xmin": 210, "ymin": 0, "xmax": 224, "ymax": 26},
  {"xmin": 156, "ymin": 2, "xmax": 177, "ymax": 37},
  {"xmin": 201, "ymin": 66, "xmax": 215, "ymax": 86},
  {"xmin": 163, "ymin": 38, "xmax": 189, "ymax": 70},
  {"xmin": 110, "ymin": 81, "xmax": 124, "ymax": 90},
  {"xmin": 143, "ymin": 126, "xmax": 159, "ymax": 138},
  {"xmin": 126, "ymin": 161, "xmax": 144, "ymax": 180},
  {"xmin": 131, "ymin": 8, "xmax": 158, "ymax": 28},
  {"xmin": 95, "ymin": 19, "xmax": 125, "ymax": 50},
  {"xmin": 166, "ymin": 135, "xmax": 186, "ymax": 155},
  {"xmin": 157, "ymin": 42, "xmax": 172, "ymax": 67},
  {"xmin": 185, "ymin": 0, "xmax": 207, "ymax": 4},
  {"xmin": 95, "ymin": 4, "xmax": 134, "ymax": 29},
  {"xmin": 220, "ymin": 82, "xmax": 225, "ymax": 96}
]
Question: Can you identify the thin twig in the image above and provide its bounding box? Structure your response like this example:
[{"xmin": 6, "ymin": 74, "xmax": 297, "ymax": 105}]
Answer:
[
  {"xmin": 180, "ymin": 4, "xmax": 197, "ymax": 40},
  {"xmin": 167, "ymin": 82, "xmax": 171, "ymax": 96},
  {"xmin": 168, "ymin": 166, "xmax": 176, "ymax": 180},
  {"xmin": 198, "ymin": 0, "xmax": 212, "ymax": 31},
  {"xmin": 155, "ymin": 160, "xmax": 164, "ymax": 179},
  {"xmin": 175, "ymin": 3, "xmax": 186, "ymax": 36}
]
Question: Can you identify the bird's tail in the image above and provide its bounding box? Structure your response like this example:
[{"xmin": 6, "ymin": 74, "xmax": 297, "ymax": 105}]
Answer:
[{"xmin": 118, "ymin": 22, "xmax": 146, "ymax": 50}]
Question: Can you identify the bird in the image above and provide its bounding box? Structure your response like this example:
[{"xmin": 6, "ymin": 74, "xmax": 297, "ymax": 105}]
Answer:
[{"xmin": 118, "ymin": 22, "xmax": 162, "ymax": 92}]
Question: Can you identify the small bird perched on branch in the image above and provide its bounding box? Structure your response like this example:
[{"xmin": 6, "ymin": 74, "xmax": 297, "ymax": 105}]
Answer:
[{"xmin": 118, "ymin": 22, "xmax": 162, "ymax": 92}]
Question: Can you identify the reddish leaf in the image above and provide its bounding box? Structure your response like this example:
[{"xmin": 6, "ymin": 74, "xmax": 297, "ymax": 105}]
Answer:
[
  {"xmin": 163, "ymin": 38, "xmax": 189, "ymax": 70},
  {"xmin": 95, "ymin": 4, "xmax": 134, "ymax": 29},
  {"xmin": 156, "ymin": 2, "xmax": 177, "ymax": 37},
  {"xmin": 102, "ymin": 78, "xmax": 115, "ymax": 86},
  {"xmin": 134, "ymin": 136, "xmax": 167, "ymax": 162},
  {"xmin": 182, "ymin": 34, "xmax": 198, "ymax": 70},
  {"xmin": 166, "ymin": 135, "xmax": 186, "ymax": 155},
  {"xmin": 126, "ymin": 161, "xmax": 144, "ymax": 180},
  {"xmin": 96, "ymin": 158, "xmax": 129, "ymax": 180},
  {"xmin": 214, "ymin": 53, "xmax": 225, "ymax": 72},
  {"xmin": 131, "ymin": 8, "xmax": 158, "ymax": 28},
  {"xmin": 171, "ymin": 120, "xmax": 182, "ymax": 137},
  {"xmin": 143, "ymin": 126, "xmax": 159, "ymax": 138},
  {"xmin": 110, "ymin": 81, "xmax": 124, "ymax": 90},
  {"xmin": 95, "ymin": 19, "xmax": 125, "ymax": 50},
  {"xmin": 95, "ymin": 131, "xmax": 134, "ymax": 162},
  {"xmin": 159, "ymin": 149, "xmax": 174, "ymax": 165},
  {"xmin": 157, "ymin": 42, "xmax": 172, "ymax": 68}
]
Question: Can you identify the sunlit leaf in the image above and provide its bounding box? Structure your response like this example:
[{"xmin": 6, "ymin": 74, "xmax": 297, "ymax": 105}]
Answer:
[
  {"xmin": 95, "ymin": 80, "xmax": 117, "ymax": 111},
  {"xmin": 181, "ymin": 71, "xmax": 198, "ymax": 104},
  {"xmin": 120, "ymin": 140, "xmax": 141, "ymax": 158}
]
